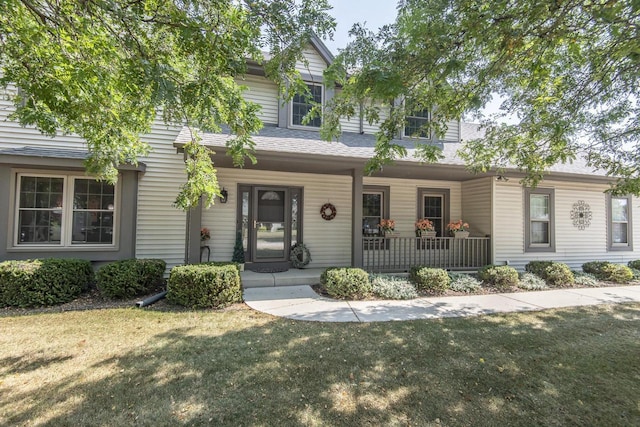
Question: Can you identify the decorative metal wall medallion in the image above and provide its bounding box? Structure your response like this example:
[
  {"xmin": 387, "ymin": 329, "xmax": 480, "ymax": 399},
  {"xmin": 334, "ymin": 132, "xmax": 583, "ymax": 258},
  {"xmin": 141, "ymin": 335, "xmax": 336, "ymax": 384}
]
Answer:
[{"xmin": 570, "ymin": 200, "xmax": 592, "ymax": 230}]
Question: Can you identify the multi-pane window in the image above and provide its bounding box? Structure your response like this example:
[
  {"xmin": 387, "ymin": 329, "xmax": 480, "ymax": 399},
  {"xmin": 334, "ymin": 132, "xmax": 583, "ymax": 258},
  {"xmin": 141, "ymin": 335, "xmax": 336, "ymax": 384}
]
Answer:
[
  {"xmin": 609, "ymin": 196, "xmax": 632, "ymax": 250},
  {"xmin": 525, "ymin": 188, "xmax": 555, "ymax": 252},
  {"xmin": 17, "ymin": 176, "xmax": 64, "ymax": 244},
  {"xmin": 423, "ymin": 195, "xmax": 444, "ymax": 236},
  {"xmin": 15, "ymin": 174, "xmax": 116, "ymax": 246},
  {"xmin": 404, "ymin": 108, "xmax": 429, "ymax": 138},
  {"xmin": 292, "ymin": 83, "xmax": 322, "ymax": 127},
  {"xmin": 363, "ymin": 192, "xmax": 383, "ymax": 236},
  {"xmin": 530, "ymin": 194, "xmax": 550, "ymax": 244},
  {"xmin": 72, "ymin": 179, "xmax": 115, "ymax": 244}
]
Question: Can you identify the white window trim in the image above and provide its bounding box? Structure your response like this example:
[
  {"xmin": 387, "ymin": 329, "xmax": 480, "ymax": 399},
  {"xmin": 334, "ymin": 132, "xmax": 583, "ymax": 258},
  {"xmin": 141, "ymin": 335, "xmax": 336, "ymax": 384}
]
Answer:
[
  {"xmin": 404, "ymin": 109, "xmax": 432, "ymax": 139},
  {"xmin": 289, "ymin": 82, "xmax": 323, "ymax": 130},
  {"xmin": 11, "ymin": 170, "xmax": 120, "ymax": 250}
]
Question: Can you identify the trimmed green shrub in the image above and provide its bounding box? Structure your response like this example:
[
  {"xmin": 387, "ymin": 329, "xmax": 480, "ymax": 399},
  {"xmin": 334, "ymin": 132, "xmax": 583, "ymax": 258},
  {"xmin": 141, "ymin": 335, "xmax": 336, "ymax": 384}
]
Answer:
[
  {"xmin": 96, "ymin": 259, "xmax": 166, "ymax": 299},
  {"xmin": 525, "ymin": 261, "xmax": 554, "ymax": 279},
  {"xmin": 518, "ymin": 273, "xmax": 548, "ymax": 290},
  {"xmin": 478, "ymin": 265, "xmax": 519, "ymax": 290},
  {"xmin": 321, "ymin": 268, "xmax": 371, "ymax": 299},
  {"xmin": 544, "ymin": 263, "xmax": 574, "ymax": 287},
  {"xmin": 410, "ymin": 267, "xmax": 450, "ymax": 293},
  {"xmin": 630, "ymin": 268, "xmax": 640, "ymax": 281},
  {"xmin": 599, "ymin": 264, "xmax": 633, "ymax": 283},
  {"xmin": 167, "ymin": 264, "xmax": 242, "ymax": 309},
  {"xmin": 448, "ymin": 273, "xmax": 482, "ymax": 293},
  {"xmin": 0, "ymin": 258, "xmax": 93, "ymax": 308},
  {"xmin": 627, "ymin": 260, "xmax": 640, "ymax": 270},
  {"xmin": 573, "ymin": 272, "xmax": 600, "ymax": 287},
  {"xmin": 370, "ymin": 274, "xmax": 418, "ymax": 300},
  {"xmin": 582, "ymin": 261, "xmax": 611, "ymax": 278}
]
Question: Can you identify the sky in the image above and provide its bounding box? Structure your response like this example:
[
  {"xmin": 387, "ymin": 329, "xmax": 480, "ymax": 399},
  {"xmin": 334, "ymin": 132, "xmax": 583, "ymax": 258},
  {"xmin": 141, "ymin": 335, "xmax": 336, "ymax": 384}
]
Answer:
[{"xmin": 324, "ymin": 0, "xmax": 398, "ymax": 53}]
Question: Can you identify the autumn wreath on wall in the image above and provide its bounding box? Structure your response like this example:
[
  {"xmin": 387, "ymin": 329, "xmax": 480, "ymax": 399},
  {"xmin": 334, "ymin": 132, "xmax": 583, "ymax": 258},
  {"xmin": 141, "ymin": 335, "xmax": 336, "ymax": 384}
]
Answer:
[{"xmin": 320, "ymin": 203, "xmax": 337, "ymax": 220}]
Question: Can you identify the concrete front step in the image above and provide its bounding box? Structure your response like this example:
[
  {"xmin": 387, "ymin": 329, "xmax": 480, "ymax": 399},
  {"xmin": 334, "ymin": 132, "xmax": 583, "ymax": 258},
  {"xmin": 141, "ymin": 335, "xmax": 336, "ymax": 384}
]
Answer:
[{"xmin": 241, "ymin": 268, "xmax": 323, "ymax": 288}]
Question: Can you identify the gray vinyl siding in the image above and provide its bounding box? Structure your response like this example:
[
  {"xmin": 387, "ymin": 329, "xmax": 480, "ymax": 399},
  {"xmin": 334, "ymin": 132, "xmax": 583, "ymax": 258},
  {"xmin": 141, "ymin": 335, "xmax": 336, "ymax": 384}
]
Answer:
[
  {"xmin": 493, "ymin": 180, "xmax": 640, "ymax": 270},
  {"xmin": 236, "ymin": 75, "xmax": 280, "ymax": 125},
  {"xmin": 134, "ymin": 121, "xmax": 186, "ymax": 271},
  {"xmin": 462, "ymin": 177, "xmax": 492, "ymax": 237},
  {"xmin": 297, "ymin": 48, "xmax": 329, "ymax": 77}
]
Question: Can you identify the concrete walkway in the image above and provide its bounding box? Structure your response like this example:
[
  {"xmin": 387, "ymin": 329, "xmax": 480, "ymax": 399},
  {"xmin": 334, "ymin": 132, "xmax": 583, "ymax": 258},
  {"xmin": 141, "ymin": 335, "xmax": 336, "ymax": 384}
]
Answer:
[{"xmin": 243, "ymin": 285, "xmax": 640, "ymax": 322}]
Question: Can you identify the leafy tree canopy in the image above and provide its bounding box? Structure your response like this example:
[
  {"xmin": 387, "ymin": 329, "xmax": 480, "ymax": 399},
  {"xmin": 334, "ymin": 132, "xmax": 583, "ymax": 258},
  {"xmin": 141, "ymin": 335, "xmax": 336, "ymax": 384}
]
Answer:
[
  {"xmin": 0, "ymin": 0, "xmax": 334, "ymax": 208},
  {"xmin": 323, "ymin": 0, "xmax": 640, "ymax": 194}
]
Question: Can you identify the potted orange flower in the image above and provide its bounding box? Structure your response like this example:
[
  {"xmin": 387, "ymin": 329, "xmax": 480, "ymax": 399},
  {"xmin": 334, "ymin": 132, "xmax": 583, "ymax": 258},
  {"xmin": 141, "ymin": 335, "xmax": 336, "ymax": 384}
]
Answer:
[
  {"xmin": 415, "ymin": 218, "xmax": 436, "ymax": 238},
  {"xmin": 446, "ymin": 220, "xmax": 470, "ymax": 238},
  {"xmin": 378, "ymin": 219, "xmax": 399, "ymax": 237}
]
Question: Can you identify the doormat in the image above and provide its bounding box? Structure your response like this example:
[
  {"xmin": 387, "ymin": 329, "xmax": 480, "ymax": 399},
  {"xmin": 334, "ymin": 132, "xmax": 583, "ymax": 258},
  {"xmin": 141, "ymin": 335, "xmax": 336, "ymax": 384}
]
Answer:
[{"xmin": 247, "ymin": 262, "xmax": 290, "ymax": 273}]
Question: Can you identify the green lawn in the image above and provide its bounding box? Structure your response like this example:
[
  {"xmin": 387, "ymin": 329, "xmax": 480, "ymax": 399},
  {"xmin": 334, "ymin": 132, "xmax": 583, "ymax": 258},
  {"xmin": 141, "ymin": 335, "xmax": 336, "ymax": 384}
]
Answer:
[{"xmin": 1, "ymin": 303, "xmax": 639, "ymax": 426}]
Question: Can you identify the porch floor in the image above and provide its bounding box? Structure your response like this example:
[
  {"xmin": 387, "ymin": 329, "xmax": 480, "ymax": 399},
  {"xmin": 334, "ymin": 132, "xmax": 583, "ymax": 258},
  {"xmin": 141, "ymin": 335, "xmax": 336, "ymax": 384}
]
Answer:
[{"xmin": 241, "ymin": 268, "xmax": 324, "ymax": 288}]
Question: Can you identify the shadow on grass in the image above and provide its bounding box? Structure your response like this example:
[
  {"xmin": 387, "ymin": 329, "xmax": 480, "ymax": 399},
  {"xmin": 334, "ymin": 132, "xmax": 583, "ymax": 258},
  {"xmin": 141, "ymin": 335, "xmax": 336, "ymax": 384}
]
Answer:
[{"xmin": 2, "ymin": 303, "xmax": 639, "ymax": 426}]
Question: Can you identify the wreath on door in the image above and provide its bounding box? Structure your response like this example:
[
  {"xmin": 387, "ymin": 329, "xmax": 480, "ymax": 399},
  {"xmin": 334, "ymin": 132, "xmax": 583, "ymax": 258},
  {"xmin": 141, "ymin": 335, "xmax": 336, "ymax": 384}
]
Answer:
[
  {"xmin": 290, "ymin": 242, "xmax": 312, "ymax": 268},
  {"xmin": 320, "ymin": 203, "xmax": 337, "ymax": 220}
]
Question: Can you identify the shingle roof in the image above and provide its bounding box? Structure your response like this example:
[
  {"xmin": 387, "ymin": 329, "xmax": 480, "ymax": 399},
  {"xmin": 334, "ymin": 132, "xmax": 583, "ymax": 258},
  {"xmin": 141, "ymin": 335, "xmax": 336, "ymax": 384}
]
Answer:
[
  {"xmin": 175, "ymin": 124, "xmax": 465, "ymax": 166},
  {"xmin": 175, "ymin": 124, "xmax": 606, "ymax": 177},
  {"xmin": 0, "ymin": 146, "xmax": 89, "ymax": 159}
]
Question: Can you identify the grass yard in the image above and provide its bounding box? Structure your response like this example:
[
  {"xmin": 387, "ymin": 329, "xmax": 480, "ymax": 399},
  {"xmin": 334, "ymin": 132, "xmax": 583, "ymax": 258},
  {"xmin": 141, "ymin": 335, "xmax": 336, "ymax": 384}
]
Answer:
[{"xmin": 1, "ymin": 303, "xmax": 639, "ymax": 426}]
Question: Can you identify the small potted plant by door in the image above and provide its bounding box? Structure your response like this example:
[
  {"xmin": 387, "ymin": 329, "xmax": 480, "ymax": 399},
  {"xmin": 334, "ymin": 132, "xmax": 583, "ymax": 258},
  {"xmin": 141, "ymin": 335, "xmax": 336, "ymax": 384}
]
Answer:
[
  {"xmin": 379, "ymin": 219, "xmax": 399, "ymax": 237},
  {"xmin": 446, "ymin": 220, "xmax": 470, "ymax": 238},
  {"xmin": 232, "ymin": 231, "xmax": 245, "ymax": 271},
  {"xmin": 415, "ymin": 218, "xmax": 436, "ymax": 238},
  {"xmin": 200, "ymin": 227, "xmax": 211, "ymax": 246}
]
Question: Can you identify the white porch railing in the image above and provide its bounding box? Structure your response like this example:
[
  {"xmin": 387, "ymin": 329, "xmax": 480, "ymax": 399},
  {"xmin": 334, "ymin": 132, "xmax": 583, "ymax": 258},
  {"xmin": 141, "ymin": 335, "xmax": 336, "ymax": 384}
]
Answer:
[{"xmin": 362, "ymin": 236, "xmax": 491, "ymax": 273}]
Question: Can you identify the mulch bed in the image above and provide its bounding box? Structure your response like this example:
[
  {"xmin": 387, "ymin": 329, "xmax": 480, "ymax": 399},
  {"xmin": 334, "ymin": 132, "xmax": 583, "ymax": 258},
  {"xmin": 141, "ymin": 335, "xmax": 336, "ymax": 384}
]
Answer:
[
  {"xmin": 312, "ymin": 279, "xmax": 640, "ymax": 301},
  {"xmin": 0, "ymin": 285, "xmax": 250, "ymax": 317}
]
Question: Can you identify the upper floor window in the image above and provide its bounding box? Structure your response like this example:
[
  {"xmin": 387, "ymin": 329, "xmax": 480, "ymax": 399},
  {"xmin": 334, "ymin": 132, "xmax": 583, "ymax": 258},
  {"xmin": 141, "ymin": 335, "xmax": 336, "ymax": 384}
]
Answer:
[
  {"xmin": 291, "ymin": 83, "xmax": 322, "ymax": 128},
  {"xmin": 525, "ymin": 188, "xmax": 555, "ymax": 252},
  {"xmin": 15, "ymin": 173, "xmax": 117, "ymax": 247},
  {"xmin": 608, "ymin": 195, "xmax": 633, "ymax": 251},
  {"xmin": 404, "ymin": 108, "xmax": 430, "ymax": 138}
]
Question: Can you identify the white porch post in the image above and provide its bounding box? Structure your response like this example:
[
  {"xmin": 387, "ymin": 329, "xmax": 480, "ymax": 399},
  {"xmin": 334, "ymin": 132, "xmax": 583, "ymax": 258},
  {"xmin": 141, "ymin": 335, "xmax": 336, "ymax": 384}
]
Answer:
[{"xmin": 352, "ymin": 168, "xmax": 363, "ymax": 268}]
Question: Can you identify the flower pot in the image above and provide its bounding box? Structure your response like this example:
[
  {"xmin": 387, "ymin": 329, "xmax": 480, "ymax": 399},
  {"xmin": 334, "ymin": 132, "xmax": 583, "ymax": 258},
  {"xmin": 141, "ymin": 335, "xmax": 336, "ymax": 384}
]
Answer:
[
  {"xmin": 238, "ymin": 263, "xmax": 245, "ymax": 272},
  {"xmin": 453, "ymin": 231, "xmax": 469, "ymax": 239},
  {"xmin": 421, "ymin": 231, "xmax": 437, "ymax": 238},
  {"xmin": 384, "ymin": 230, "xmax": 400, "ymax": 238}
]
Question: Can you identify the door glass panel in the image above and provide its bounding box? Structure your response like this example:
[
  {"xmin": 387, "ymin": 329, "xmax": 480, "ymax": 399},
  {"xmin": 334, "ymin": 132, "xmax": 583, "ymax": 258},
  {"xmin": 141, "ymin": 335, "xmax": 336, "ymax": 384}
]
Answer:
[
  {"xmin": 241, "ymin": 190, "xmax": 249, "ymax": 252},
  {"xmin": 256, "ymin": 190, "xmax": 286, "ymax": 259},
  {"xmin": 291, "ymin": 189, "xmax": 299, "ymax": 246}
]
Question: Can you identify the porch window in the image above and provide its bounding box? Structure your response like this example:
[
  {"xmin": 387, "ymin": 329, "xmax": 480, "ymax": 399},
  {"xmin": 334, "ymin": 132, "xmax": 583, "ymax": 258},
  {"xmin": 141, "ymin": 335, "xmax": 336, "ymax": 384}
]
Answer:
[
  {"xmin": 418, "ymin": 188, "xmax": 449, "ymax": 236},
  {"xmin": 291, "ymin": 83, "xmax": 322, "ymax": 128},
  {"xmin": 404, "ymin": 106, "xmax": 430, "ymax": 138},
  {"xmin": 16, "ymin": 173, "xmax": 116, "ymax": 247},
  {"xmin": 608, "ymin": 195, "xmax": 633, "ymax": 251},
  {"xmin": 525, "ymin": 188, "xmax": 555, "ymax": 252},
  {"xmin": 362, "ymin": 186, "xmax": 390, "ymax": 236}
]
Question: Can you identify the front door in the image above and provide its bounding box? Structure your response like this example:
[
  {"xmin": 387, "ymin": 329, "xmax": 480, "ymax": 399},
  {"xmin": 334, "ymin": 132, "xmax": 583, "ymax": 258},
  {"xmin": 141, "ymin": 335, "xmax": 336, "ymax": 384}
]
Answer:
[
  {"xmin": 252, "ymin": 187, "xmax": 289, "ymax": 261},
  {"xmin": 238, "ymin": 185, "xmax": 303, "ymax": 264}
]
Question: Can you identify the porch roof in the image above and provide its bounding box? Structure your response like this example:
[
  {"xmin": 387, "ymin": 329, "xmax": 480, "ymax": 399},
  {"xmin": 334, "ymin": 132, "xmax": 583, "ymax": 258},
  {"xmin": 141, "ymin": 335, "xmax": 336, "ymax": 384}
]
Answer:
[{"xmin": 173, "ymin": 124, "xmax": 610, "ymax": 182}]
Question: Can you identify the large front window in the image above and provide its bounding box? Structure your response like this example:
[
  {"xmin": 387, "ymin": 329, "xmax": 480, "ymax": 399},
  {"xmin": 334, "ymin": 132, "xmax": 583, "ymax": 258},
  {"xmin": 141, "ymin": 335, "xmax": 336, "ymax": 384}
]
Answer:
[
  {"xmin": 363, "ymin": 192, "xmax": 383, "ymax": 237},
  {"xmin": 291, "ymin": 83, "xmax": 322, "ymax": 128},
  {"xmin": 16, "ymin": 174, "xmax": 116, "ymax": 246}
]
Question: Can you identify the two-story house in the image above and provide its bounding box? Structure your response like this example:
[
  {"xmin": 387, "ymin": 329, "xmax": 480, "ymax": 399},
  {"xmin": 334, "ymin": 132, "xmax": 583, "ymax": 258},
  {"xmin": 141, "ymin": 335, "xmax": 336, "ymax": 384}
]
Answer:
[{"xmin": 1, "ymin": 36, "xmax": 638, "ymax": 273}]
